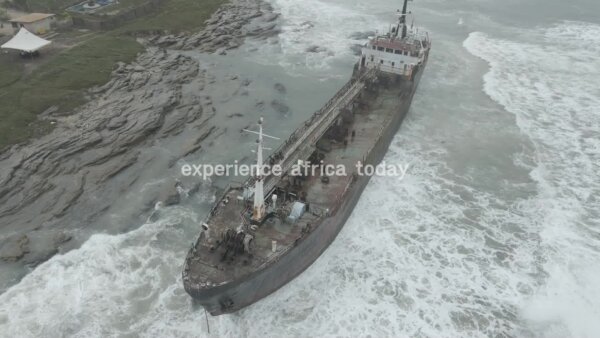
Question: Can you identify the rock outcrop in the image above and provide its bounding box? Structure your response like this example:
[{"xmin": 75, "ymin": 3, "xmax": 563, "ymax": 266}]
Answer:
[
  {"xmin": 149, "ymin": 0, "xmax": 279, "ymax": 52},
  {"xmin": 0, "ymin": 0, "xmax": 280, "ymax": 269}
]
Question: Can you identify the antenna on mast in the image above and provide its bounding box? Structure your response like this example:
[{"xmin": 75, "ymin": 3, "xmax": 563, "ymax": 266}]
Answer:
[
  {"xmin": 400, "ymin": 0, "xmax": 409, "ymax": 39},
  {"xmin": 252, "ymin": 117, "xmax": 265, "ymax": 222},
  {"xmin": 243, "ymin": 117, "xmax": 280, "ymax": 223}
]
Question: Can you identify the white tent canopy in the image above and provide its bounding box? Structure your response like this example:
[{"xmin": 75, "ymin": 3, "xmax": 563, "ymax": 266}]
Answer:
[{"xmin": 1, "ymin": 28, "xmax": 51, "ymax": 53}]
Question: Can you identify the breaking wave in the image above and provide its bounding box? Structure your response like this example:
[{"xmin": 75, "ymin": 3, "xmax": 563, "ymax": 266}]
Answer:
[
  {"xmin": 1, "ymin": 4, "xmax": 599, "ymax": 338},
  {"xmin": 464, "ymin": 21, "xmax": 600, "ymax": 337},
  {"xmin": 248, "ymin": 0, "xmax": 391, "ymax": 76}
]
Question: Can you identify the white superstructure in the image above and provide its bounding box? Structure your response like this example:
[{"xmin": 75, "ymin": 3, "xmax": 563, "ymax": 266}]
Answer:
[{"xmin": 358, "ymin": 1, "xmax": 431, "ymax": 79}]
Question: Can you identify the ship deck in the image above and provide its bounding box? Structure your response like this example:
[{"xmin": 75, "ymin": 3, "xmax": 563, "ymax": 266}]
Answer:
[{"xmin": 184, "ymin": 76, "xmax": 409, "ymax": 287}]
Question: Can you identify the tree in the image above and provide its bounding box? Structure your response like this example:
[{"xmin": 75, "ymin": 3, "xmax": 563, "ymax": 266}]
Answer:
[{"xmin": 0, "ymin": 8, "xmax": 10, "ymax": 22}]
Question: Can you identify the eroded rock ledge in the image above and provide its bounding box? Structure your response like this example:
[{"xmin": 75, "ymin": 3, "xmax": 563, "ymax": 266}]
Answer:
[
  {"xmin": 149, "ymin": 0, "xmax": 279, "ymax": 52},
  {"xmin": 0, "ymin": 0, "xmax": 279, "ymax": 268}
]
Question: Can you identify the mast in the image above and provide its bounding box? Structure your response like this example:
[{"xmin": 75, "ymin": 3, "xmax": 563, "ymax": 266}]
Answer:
[
  {"xmin": 400, "ymin": 0, "xmax": 409, "ymax": 39},
  {"xmin": 252, "ymin": 117, "xmax": 265, "ymax": 222},
  {"xmin": 242, "ymin": 117, "xmax": 280, "ymax": 223}
]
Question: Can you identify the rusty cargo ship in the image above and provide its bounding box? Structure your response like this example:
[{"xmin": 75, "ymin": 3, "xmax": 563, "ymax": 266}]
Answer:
[{"xmin": 183, "ymin": 0, "xmax": 431, "ymax": 315}]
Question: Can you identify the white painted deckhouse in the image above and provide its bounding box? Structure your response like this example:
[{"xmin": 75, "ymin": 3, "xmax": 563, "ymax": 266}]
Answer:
[{"xmin": 358, "ymin": 0, "xmax": 431, "ymax": 79}]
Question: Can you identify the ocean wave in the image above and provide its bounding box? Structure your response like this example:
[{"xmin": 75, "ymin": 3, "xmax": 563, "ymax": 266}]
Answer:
[
  {"xmin": 464, "ymin": 21, "xmax": 600, "ymax": 337},
  {"xmin": 2, "ymin": 8, "xmax": 599, "ymax": 338}
]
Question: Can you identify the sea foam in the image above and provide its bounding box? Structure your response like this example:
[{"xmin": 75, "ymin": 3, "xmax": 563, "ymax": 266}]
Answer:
[{"xmin": 464, "ymin": 21, "xmax": 600, "ymax": 337}]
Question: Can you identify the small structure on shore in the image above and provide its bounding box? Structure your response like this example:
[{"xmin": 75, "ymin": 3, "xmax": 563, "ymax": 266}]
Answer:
[
  {"xmin": 1, "ymin": 28, "xmax": 51, "ymax": 55},
  {"xmin": 68, "ymin": 0, "xmax": 116, "ymax": 14},
  {"xmin": 10, "ymin": 13, "xmax": 55, "ymax": 35}
]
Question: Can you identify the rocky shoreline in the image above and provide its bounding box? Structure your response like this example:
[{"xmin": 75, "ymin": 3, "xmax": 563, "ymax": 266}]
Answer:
[{"xmin": 0, "ymin": 0, "xmax": 279, "ymax": 275}]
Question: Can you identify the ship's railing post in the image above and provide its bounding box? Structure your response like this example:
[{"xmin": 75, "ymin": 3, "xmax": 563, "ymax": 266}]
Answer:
[{"xmin": 263, "ymin": 66, "xmax": 376, "ymax": 190}]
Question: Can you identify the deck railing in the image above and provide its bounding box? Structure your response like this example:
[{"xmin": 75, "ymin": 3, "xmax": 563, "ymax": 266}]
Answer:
[{"xmin": 252, "ymin": 67, "xmax": 378, "ymax": 193}]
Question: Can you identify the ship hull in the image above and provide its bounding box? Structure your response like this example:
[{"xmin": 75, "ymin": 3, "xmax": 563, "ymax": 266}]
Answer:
[{"xmin": 184, "ymin": 65, "xmax": 426, "ymax": 315}]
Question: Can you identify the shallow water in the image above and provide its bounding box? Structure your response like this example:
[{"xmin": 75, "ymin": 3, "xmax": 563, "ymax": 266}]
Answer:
[{"xmin": 1, "ymin": 0, "xmax": 599, "ymax": 336}]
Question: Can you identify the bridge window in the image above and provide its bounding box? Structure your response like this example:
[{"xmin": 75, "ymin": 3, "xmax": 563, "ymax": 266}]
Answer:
[
  {"xmin": 404, "ymin": 51, "xmax": 408, "ymax": 56},
  {"xmin": 377, "ymin": 46, "xmax": 384, "ymax": 51},
  {"xmin": 380, "ymin": 60, "xmax": 384, "ymax": 64},
  {"xmin": 385, "ymin": 48, "xmax": 393, "ymax": 53},
  {"xmin": 394, "ymin": 50, "xmax": 401, "ymax": 54}
]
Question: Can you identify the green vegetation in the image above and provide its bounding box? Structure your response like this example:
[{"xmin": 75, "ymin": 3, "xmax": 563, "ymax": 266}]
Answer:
[
  {"xmin": 0, "ymin": 54, "xmax": 22, "ymax": 88},
  {"xmin": 0, "ymin": 35, "xmax": 142, "ymax": 147},
  {"xmin": 5, "ymin": 0, "xmax": 79, "ymax": 12},
  {"xmin": 0, "ymin": 7, "xmax": 9, "ymax": 21},
  {"xmin": 0, "ymin": 0, "xmax": 226, "ymax": 149},
  {"xmin": 96, "ymin": 0, "xmax": 151, "ymax": 14},
  {"xmin": 6, "ymin": 0, "xmax": 155, "ymax": 13},
  {"xmin": 119, "ymin": 0, "xmax": 225, "ymax": 33}
]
